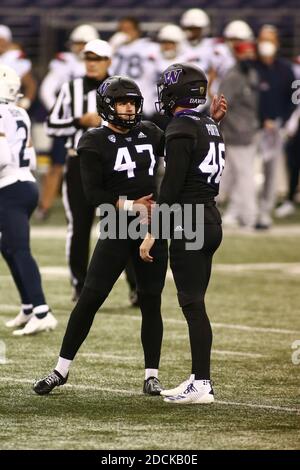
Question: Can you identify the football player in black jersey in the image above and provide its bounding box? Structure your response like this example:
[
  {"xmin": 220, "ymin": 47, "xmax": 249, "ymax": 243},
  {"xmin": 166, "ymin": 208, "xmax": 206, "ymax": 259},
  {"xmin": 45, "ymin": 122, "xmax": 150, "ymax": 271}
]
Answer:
[
  {"xmin": 33, "ymin": 76, "xmax": 168, "ymax": 396},
  {"xmin": 140, "ymin": 63, "xmax": 226, "ymax": 404},
  {"xmin": 33, "ymin": 73, "xmax": 226, "ymax": 397}
]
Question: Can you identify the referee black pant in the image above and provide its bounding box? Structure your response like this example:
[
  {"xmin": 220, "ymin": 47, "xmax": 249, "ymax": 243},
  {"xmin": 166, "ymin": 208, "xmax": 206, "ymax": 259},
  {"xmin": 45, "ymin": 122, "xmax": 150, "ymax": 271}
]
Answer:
[{"xmin": 62, "ymin": 156, "xmax": 95, "ymax": 296}]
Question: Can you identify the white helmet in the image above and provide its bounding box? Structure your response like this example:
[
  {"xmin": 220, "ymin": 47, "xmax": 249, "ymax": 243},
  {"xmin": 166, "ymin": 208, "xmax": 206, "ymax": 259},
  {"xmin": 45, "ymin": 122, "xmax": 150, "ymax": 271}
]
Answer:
[
  {"xmin": 70, "ymin": 24, "xmax": 99, "ymax": 43},
  {"xmin": 180, "ymin": 8, "xmax": 210, "ymax": 29},
  {"xmin": 0, "ymin": 25, "xmax": 12, "ymax": 41},
  {"xmin": 223, "ymin": 20, "xmax": 254, "ymax": 40},
  {"xmin": 109, "ymin": 31, "xmax": 130, "ymax": 51},
  {"xmin": 157, "ymin": 24, "xmax": 185, "ymax": 43},
  {"xmin": 0, "ymin": 65, "xmax": 21, "ymax": 102}
]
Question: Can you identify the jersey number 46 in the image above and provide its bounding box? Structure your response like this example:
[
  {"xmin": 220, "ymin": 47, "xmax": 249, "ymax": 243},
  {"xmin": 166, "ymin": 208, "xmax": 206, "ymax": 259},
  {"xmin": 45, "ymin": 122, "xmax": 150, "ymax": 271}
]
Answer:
[{"xmin": 199, "ymin": 142, "xmax": 225, "ymax": 184}]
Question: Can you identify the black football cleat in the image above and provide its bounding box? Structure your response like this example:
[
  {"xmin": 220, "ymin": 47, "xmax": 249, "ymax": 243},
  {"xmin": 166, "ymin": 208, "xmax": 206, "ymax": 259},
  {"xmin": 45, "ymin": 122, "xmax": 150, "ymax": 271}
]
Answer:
[
  {"xmin": 33, "ymin": 370, "xmax": 68, "ymax": 395},
  {"xmin": 143, "ymin": 376, "xmax": 163, "ymax": 396}
]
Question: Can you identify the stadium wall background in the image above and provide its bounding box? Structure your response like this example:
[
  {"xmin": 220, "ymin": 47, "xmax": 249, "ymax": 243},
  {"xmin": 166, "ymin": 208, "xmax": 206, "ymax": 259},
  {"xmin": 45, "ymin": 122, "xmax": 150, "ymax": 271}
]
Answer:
[{"xmin": 1, "ymin": 1, "xmax": 300, "ymax": 79}]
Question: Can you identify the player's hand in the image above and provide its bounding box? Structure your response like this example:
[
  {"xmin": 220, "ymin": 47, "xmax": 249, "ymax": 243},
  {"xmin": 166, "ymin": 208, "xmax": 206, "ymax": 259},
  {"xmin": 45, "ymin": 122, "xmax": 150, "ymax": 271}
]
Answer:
[
  {"xmin": 210, "ymin": 94, "xmax": 227, "ymax": 122},
  {"xmin": 79, "ymin": 113, "xmax": 102, "ymax": 128},
  {"xmin": 133, "ymin": 194, "xmax": 155, "ymax": 223},
  {"xmin": 140, "ymin": 233, "xmax": 155, "ymax": 262},
  {"xmin": 264, "ymin": 119, "xmax": 276, "ymax": 130}
]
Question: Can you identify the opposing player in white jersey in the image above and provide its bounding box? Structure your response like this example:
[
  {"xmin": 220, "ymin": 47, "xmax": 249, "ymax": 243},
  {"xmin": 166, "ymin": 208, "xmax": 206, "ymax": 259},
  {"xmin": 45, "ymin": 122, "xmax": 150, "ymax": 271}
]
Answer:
[
  {"xmin": 110, "ymin": 17, "xmax": 157, "ymax": 118},
  {"xmin": 179, "ymin": 9, "xmax": 216, "ymax": 75},
  {"xmin": 0, "ymin": 65, "xmax": 57, "ymax": 335},
  {"xmin": 40, "ymin": 24, "xmax": 100, "ymax": 112},
  {"xmin": 151, "ymin": 25, "xmax": 188, "ymax": 130},
  {"xmin": 155, "ymin": 25, "xmax": 187, "ymax": 75},
  {"xmin": 0, "ymin": 25, "xmax": 37, "ymax": 110}
]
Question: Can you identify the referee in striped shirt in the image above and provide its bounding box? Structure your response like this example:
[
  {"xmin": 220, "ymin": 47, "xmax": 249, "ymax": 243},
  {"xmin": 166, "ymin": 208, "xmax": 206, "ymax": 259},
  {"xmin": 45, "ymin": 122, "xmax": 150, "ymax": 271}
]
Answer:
[{"xmin": 47, "ymin": 39, "xmax": 137, "ymax": 302}]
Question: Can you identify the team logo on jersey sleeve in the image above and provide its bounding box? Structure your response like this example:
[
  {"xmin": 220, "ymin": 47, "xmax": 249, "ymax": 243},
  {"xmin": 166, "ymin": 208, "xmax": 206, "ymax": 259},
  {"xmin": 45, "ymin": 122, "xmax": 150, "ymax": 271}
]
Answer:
[
  {"xmin": 164, "ymin": 68, "xmax": 182, "ymax": 85},
  {"xmin": 108, "ymin": 134, "xmax": 116, "ymax": 143}
]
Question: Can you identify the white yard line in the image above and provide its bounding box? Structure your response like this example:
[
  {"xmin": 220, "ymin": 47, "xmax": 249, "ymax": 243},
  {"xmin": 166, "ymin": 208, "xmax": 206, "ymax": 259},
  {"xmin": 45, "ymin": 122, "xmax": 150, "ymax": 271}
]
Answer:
[
  {"xmin": 213, "ymin": 262, "xmax": 300, "ymax": 274},
  {"xmin": 215, "ymin": 400, "xmax": 300, "ymax": 414},
  {"xmin": 224, "ymin": 225, "xmax": 300, "ymax": 237},
  {"xmin": 0, "ymin": 376, "xmax": 298, "ymax": 414},
  {"xmin": 117, "ymin": 314, "xmax": 299, "ymax": 335},
  {"xmin": 0, "ymin": 351, "xmax": 264, "ymax": 361},
  {"xmin": 0, "ymin": 304, "xmax": 20, "ymax": 311},
  {"xmin": 211, "ymin": 322, "xmax": 298, "ymax": 335},
  {"xmin": 79, "ymin": 350, "xmax": 265, "ymax": 359},
  {"xmin": 0, "ymin": 307, "xmax": 297, "ymax": 335},
  {"xmin": 213, "ymin": 349, "xmax": 264, "ymax": 358},
  {"xmin": 30, "ymin": 225, "xmax": 300, "ymax": 239},
  {"xmin": 30, "ymin": 226, "xmax": 98, "ymax": 239},
  {"xmin": 79, "ymin": 353, "xmax": 138, "ymax": 361},
  {"xmin": 3, "ymin": 262, "xmax": 300, "ymax": 281}
]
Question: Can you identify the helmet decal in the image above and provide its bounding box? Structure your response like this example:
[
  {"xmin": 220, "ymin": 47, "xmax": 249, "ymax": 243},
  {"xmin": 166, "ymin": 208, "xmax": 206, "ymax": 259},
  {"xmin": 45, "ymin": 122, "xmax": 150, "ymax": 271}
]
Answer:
[
  {"xmin": 164, "ymin": 68, "xmax": 183, "ymax": 85},
  {"xmin": 99, "ymin": 80, "xmax": 110, "ymax": 95}
]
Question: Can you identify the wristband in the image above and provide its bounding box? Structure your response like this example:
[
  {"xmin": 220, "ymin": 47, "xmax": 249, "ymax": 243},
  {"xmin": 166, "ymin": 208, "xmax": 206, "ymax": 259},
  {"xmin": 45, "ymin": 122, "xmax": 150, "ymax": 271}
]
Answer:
[{"xmin": 123, "ymin": 199, "xmax": 134, "ymax": 212}]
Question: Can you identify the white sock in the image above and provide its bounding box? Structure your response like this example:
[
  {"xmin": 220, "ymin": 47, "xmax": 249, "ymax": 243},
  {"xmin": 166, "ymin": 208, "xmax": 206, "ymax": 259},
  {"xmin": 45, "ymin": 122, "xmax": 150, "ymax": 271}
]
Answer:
[
  {"xmin": 55, "ymin": 356, "xmax": 72, "ymax": 378},
  {"xmin": 145, "ymin": 368, "xmax": 158, "ymax": 380},
  {"xmin": 33, "ymin": 304, "xmax": 49, "ymax": 315},
  {"xmin": 189, "ymin": 374, "xmax": 195, "ymax": 382},
  {"xmin": 194, "ymin": 379, "xmax": 211, "ymax": 388}
]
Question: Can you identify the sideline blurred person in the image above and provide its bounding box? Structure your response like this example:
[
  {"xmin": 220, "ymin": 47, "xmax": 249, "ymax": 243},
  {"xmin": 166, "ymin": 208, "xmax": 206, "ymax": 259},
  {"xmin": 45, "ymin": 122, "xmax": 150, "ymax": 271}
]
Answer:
[{"xmin": 37, "ymin": 24, "xmax": 100, "ymax": 220}]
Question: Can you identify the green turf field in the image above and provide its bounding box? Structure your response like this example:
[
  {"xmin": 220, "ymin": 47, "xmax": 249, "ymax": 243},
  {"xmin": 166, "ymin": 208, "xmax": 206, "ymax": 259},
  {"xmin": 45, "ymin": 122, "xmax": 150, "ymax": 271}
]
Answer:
[{"xmin": 0, "ymin": 208, "xmax": 299, "ymax": 450}]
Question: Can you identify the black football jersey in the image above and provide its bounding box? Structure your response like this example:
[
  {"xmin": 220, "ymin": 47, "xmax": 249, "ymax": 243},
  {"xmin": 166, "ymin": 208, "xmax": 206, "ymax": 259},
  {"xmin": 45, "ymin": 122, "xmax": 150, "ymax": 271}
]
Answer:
[
  {"xmin": 77, "ymin": 121, "xmax": 164, "ymax": 206},
  {"xmin": 159, "ymin": 110, "xmax": 225, "ymax": 205}
]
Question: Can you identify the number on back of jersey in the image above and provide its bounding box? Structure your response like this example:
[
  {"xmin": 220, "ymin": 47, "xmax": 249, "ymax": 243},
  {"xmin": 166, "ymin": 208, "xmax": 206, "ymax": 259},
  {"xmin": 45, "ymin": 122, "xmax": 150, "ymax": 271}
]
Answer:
[
  {"xmin": 16, "ymin": 120, "xmax": 30, "ymax": 168},
  {"xmin": 199, "ymin": 142, "xmax": 225, "ymax": 184}
]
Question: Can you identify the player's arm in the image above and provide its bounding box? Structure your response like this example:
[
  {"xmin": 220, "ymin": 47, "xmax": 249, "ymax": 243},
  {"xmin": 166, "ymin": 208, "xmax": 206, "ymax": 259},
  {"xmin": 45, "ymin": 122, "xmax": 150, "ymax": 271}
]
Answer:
[
  {"xmin": 158, "ymin": 136, "xmax": 193, "ymax": 206},
  {"xmin": 80, "ymin": 148, "xmax": 155, "ymax": 215},
  {"xmin": 40, "ymin": 69, "xmax": 64, "ymax": 111},
  {"xmin": 18, "ymin": 71, "xmax": 37, "ymax": 110},
  {"xmin": 0, "ymin": 113, "xmax": 12, "ymax": 167},
  {"xmin": 78, "ymin": 113, "xmax": 102, "ymax": 129},
  {"xmin": 140, "ymin": 125, "xmax": 195, "ymax": 263},
  {"xmin": 24, "ymin": 136, "xmax": 37, "ymax": 171},
  {"xmin": 0, "ymin": 131, "xmax": 12, "ymax": 167},
  {"xmin": 79, "ymin": 148, "xmax": 119, "ymax": 207}
]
